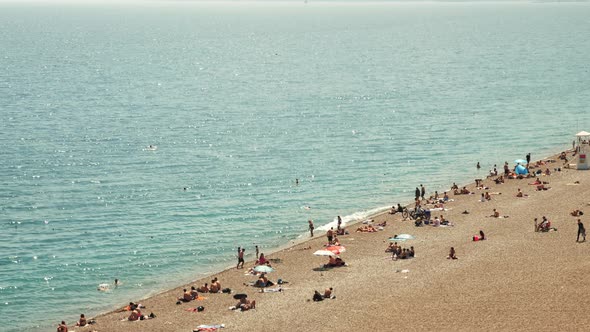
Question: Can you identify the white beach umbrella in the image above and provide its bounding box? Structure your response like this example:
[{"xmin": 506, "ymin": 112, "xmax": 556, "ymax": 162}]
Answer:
[
  {"xmin": 391, "ymin": 234, "xmax": 415, "ymax": 240},
  {"xmin": 313, "ymin": 250, "xmax": 336, "ymax": 256}
]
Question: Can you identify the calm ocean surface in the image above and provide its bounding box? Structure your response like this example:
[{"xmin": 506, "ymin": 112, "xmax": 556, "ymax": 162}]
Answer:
[{"xmin": 1, "ymin": 1, "xmax": 589, "ymax": 330}]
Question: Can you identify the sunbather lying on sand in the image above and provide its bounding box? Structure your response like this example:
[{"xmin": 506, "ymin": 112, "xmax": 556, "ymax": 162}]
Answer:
[
  {"xmin": 356, "ymin": 225, "xmax": 377, "ymax": 233},
  {"xmin": 571, "ymin": 209, "xmax": 584, "ymax": 216},
  {"xmin": 230, "ymin": 298, "xmax": 256, "ymax": 311},
  {"xmin": 124, "ymin": 309, "xmax": 154, "ymax": 321},
  {"xmin": 324, "ymin": 256, "xmax": 346, "ymax": 268},
  {"xmin": 249, "ymin": 274, "xmax": 274, "ymax": 288}
]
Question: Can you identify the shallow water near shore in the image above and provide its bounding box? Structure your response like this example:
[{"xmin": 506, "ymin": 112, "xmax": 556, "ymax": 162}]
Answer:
[{"xmin": 1, "ymin": 1, "xmax": 589, "ymax": 331}]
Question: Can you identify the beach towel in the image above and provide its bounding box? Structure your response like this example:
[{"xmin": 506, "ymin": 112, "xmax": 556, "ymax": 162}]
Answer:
[
  {"xmin": 194, "ymin": 324, "xmax": 225, "ymax": 332},
  {"xmin": 260, "ymin": 287, "xmax": 287, "ymax": 293}
]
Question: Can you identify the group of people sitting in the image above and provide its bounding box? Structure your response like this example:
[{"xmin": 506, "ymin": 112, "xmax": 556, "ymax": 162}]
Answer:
[
  {"xmin": 312, "ymin": 287, "xmax": 334, "ymax": 301},
  {"xmin": 535, "ymin": 216, "xmax": 555, "ymax": 232},
  {"xmin": 250, "ymin": 273, "xmax": 275, "ymax": 288},
  {"xmin": 479, "ymin": 192, "xmax": 492, "ymax": 202},
  {"xmin": 454, "ymin": 187, "xmax": 471, "ymax": 195},
  {"xmin": 386, "ymin": 242, "xmax": 415, "ymax": 260},
  {"xmin": 415, "ymin": 215, "xmax": 452, "ymax": 227}
]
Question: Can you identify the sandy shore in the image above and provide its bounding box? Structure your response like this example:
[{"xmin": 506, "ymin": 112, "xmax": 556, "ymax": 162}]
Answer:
[{"xmin": 70, "ymin": 147, "xmax": 590, "ymax": 332}]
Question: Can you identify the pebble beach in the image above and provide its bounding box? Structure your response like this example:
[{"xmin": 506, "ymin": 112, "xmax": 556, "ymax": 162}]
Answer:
[{"xmin": 68, "ymin": 147, "xmax": 590, "ymax": 332}]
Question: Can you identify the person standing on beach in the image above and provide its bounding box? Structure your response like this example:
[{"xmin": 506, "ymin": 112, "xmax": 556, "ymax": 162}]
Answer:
[
  {"xmin": 308, "ymin": 220, "xmax": 314, "ymax": 237},
  {"xmin": 237, "ymin": 248, "xmax": 245, "ymax": 269},
  {"xmin": 526, "ymin": 153, "xmax": 531, "ymax": 165},
  {"xmin": 577, "ymin": 219, "xmax": 586, "ymax": 242},
  {"xmin": 327, "ymin": 227, "xmax": 334, "ymax": 244},
  {"xmin": 415, "ymin": 187, "xmax": 420, "ymax": 200},
  {"xmin": 477, "ymin": 162, "xmax": 481, "ymax": 169},
  {"xmin": 420, "ymin": 184, "xmax": 425, "ymax": 200},
  {"xmin": 255, "ymin": 245, "xmax": 259, "ymax": 259}
]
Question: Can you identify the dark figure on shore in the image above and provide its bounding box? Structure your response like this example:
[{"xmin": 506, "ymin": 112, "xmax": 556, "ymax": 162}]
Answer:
[
  {"xmin": 477, "ymin": 162, "xmax": 481, "ymax": 169},
  {"xmin": 327, "ymin": 227, "xmax": 334, "ymax": 244},
  {"xmin": 255, "ymin": 245, "xmax": 259, "ymax": 259},
  {"xmin": 526, "ymin": 153, "xmax": 531, "ymax": 165},
  {"xmin": 479, "ymin": 230, "xmax": 485, "ymax": 240},
  {"xmin": 420, "ymin": 184, "xmax": 425, "ymax": 200},
  {"xmin": 415, "ymin": 187, "xmax": 420, "ymax": 200},
  {"xmin": 447, "ymin": 247, "xmax": 457, "ymax": 260},
  {"xmin": 308, "ymin": 220, "xmax": 314, "ymax": 237},
  {"xmin": 57, "ymin": 321, "xmax": 68, "ymax": 332},
  {"xmin": 237, "ymin": 248, "xmax": 245, "ymax": 269},
  {"xmin": 577, "ymin": 219, "xmax": 586, "ymax": 242}
]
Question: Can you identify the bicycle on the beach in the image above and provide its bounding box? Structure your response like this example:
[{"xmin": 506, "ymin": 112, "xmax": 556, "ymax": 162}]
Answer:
[{"xmin": 402, "ymin": 207, "xmax": 429, "ymax": 221}]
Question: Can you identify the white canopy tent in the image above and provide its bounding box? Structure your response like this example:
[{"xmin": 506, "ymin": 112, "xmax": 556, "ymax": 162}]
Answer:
[{"xmin": 576, "ymin": 131, "xmax": 590, "ymax": 170}]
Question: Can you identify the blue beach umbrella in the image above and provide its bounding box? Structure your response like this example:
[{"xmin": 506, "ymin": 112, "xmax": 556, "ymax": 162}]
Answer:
[
  {"xmin": 515, "ymin": 164, "xmax": 528, "ymax": 175},
  {"xmin": 514, "ymin": 159, "xmax": 527, "ymax": 164}
]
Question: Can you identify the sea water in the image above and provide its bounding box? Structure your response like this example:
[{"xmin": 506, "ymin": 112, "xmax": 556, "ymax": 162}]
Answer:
[{"xmin": 1, "ymin": 1, "xmax": 589, "ymax": 331}]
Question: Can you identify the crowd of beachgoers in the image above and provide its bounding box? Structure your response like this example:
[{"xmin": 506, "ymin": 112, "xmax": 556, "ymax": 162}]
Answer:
[{"xmin": 55, "ymin": 142, "xmax": 589, "ymax": 332}]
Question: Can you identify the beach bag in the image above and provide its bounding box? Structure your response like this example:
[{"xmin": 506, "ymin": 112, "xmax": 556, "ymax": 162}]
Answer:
[{"xmin": 222, "ymin": 288, "xmax": 231, "ymax": 294}]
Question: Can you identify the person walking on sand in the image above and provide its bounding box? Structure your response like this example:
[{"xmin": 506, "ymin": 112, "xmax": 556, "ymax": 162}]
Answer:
[
  {"xmin": 237, "ymin": 248, "xmax": 245, "ymax": 269},
  {"xmin": 327, "ymin": 227, "xmax": 334, "ymax": 244},
  {"xmin": 308, "ymin": 220, "xmax": 314, "ymax": 237},
  {"xmin": 577, "ymin": 219, "xmax": 586, "ymax": 242},
  {"xmin": 420, "ymin": 184, "xmax": 426, "ymax": 200},
  {"xmin": 526, "ymin": 153, "xmax": 531, "ymax": 165},
  {"xmin": 415, "ymin": 187, "xmax": 420, "ymax": 200}
]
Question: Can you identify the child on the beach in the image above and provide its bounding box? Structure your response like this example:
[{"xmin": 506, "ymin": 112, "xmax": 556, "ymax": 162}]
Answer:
[{"xmin": 447, "ymin": 247, "xmax": 457, "ymax": 260}]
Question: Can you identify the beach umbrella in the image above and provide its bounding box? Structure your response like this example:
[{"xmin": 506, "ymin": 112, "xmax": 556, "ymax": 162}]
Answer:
[
  {"xmin": 389, "ymin": 237, "xmax": 407, "ymax": 242},
  {"xmin": 514, "ymin": 159, "xmax": 527, "ymax": 164},
  {"xmin": 391, "ymin": 234, "xmax": 415, "ymax": 240},
  {"xmin": 233, "ymin": 293, "xmax": 248, "ymax": 300},
  {"xmin": 325, "ymin": 245, "xmax": 346, "ymax": 254},
  {"xmin": 515, "ymin": 164, "xmax": 528, "ymax": 175},
  {"xmin": 313, "ymin": 250, "xmax": 336, "ymax": 256},
  {"xmin": 253, "ymin": 265, "xmax": 274, "ymax": 274}
]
